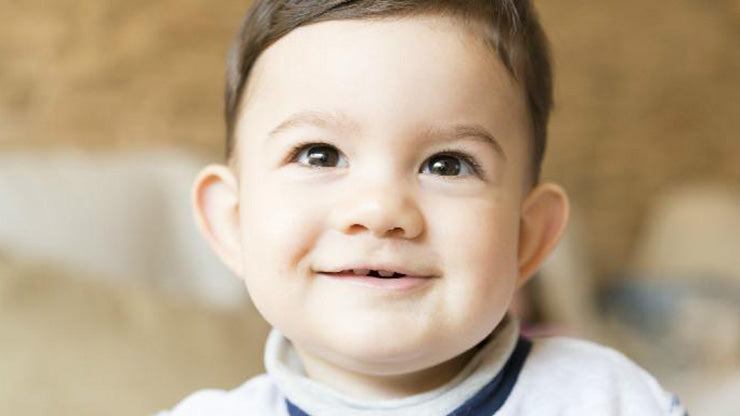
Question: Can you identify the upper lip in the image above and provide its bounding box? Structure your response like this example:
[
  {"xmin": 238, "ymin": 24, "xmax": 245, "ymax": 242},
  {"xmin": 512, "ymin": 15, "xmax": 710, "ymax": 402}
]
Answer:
[{"xmin": 317, "ymin": 263, "xmax": 437, "ymax": 278}]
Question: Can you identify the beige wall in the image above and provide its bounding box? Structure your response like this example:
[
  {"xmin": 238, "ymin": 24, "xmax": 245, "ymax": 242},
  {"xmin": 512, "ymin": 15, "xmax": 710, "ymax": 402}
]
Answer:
[
  {"xmin": 2, "ymin": 0, "xmax": 739, "ymax": 280},
  {"xmin": 0, "ymin": 0, "xmax": 245, "ymax": 155},
  {"xmin": 538, "ymin": 0, "xmax": 740, "ymax": 278}
]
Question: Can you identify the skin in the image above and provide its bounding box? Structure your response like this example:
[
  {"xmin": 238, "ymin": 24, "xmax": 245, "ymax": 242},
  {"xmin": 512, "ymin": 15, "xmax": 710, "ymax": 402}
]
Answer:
[{"xmin": 193, "ymin": 16, "xmax": 569, "ymax": 400}]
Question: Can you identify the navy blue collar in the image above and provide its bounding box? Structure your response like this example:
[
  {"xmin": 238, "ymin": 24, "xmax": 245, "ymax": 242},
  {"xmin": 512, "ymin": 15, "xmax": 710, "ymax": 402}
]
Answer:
[{"xmin": 286, "ymin": 336, "xmax": 532, "ymax": 416}]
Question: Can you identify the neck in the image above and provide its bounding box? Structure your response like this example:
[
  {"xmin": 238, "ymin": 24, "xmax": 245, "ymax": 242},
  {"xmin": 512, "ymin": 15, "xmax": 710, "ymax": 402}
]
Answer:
[{"xmin": 294, "ymin": 343, "xmax": 482, "ymax": 401}]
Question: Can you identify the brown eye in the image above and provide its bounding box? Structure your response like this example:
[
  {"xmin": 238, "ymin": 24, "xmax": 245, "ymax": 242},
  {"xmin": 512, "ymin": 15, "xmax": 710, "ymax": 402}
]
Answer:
[
  {"xmin": 290, "ymin": 144, "xmax": 348, "ymax": 168},
  {"xmin": 421, "ymin": 153, "xmax": 478, "ymax": 177},
  {"xmin": 429, "ymin": 155, "xmax": 460, "ymax": 176}
]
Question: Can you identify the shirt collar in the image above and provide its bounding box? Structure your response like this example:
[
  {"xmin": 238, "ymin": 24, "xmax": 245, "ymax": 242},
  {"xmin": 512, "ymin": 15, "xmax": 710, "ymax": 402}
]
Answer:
[{"xmin": 265, "ymin": 314, "xmax": 524, "ymax": 416}]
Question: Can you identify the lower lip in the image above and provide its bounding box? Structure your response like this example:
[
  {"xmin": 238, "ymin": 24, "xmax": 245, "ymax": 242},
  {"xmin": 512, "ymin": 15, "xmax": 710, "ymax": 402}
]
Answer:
[{"xmin": 318, "ymin": 273, "xmax": 434, "ymax": 292}]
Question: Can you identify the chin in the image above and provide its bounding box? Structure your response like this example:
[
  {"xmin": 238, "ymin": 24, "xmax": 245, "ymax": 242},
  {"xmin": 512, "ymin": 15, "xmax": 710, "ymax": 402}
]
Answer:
[
  {"xmin": 313, "ymin": 323, "xmax": 445, "ymax": 374},
  {"xmin": 332, "ymin": 345, "xmax": 444, "ymax": 377}
]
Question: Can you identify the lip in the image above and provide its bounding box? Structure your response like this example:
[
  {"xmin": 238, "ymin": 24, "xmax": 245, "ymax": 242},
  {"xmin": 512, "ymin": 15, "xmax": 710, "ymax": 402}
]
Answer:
[
  {"xmin": 316, "ymin": 271, "xmax": 436, "ymax": 292},
  {"xmin": 320, "ymin": 263, "xmax": 436, "ymax": 278}
]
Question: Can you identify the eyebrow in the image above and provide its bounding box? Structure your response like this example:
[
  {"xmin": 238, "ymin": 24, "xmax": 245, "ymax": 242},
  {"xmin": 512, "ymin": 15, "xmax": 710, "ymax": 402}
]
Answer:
[
  {"xmin": 267, "ymin": 110, "xmax": 360, "ymax": 139},
  {"xmin": 421, "ymin": 124, "xmax": 506, "ymax": 161},
  {"xmin": 267, "ymin": 110, "xmax": 506, "ymax": 160}
]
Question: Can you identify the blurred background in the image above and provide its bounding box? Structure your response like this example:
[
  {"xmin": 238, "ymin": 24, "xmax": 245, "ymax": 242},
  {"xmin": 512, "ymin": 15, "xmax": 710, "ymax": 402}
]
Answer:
[{"xmin": 1, "ymin": 0, "xmax": 739, "ymax": 414}]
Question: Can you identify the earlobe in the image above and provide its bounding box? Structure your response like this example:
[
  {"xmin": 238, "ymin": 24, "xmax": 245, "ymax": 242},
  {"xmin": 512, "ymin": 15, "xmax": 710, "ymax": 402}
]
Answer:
[
  {"xmin": 517, "ymin": 183, "xmax": 570, "ymax": 288},
  {"xmin": 191, "ymin": 164, "xmax": 244, "ymax": 277}
]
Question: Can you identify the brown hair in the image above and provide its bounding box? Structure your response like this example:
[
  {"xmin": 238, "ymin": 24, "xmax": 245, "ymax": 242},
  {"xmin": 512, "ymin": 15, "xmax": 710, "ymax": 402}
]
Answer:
[{"xmin": 225, "ymin": 0, "xmax": 553, "ymax": 182}]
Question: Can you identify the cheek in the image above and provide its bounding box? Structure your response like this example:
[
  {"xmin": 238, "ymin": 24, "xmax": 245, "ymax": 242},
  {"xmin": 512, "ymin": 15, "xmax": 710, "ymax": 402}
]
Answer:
[
  {"xmin": 431, "ymin": 198, "xmax": 521, "ymax": 287},
  {"xmin": 241, "ymin": 176, "xmax": 325, "ymax": 259},
  {"xmin": 236, "ymin": 178, "xmax": 325, "ymax": 317},
  {"xmin": 425, "ymin": 196, "xmax": 521, "ymax": 341}
]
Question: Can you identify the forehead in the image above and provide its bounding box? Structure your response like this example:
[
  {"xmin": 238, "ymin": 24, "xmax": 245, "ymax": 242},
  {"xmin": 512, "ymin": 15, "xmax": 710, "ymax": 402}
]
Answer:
[{"xmin": 237, "ymin": 15, "xmax": 531, "ymax": 169}]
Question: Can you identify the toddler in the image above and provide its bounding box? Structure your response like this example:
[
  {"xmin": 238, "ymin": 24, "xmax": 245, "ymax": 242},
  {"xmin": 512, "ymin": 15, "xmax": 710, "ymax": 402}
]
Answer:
[{"xmin": 161, "ymin": 1, "xmax": 686, "ymax": 414}]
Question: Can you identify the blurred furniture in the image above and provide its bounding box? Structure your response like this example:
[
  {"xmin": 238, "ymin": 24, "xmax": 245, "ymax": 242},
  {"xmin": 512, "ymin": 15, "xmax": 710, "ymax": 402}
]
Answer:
[
  {"xmin": 0, "ymin": 254, "xmax": 271, "ymax": 416},
  {"xmin": 606, "ymin": 183, "xmax": 740, "ymax": 416},
  {"xmin": 0, "ymin": 148, "xmax": 246, "ymax": 309}
]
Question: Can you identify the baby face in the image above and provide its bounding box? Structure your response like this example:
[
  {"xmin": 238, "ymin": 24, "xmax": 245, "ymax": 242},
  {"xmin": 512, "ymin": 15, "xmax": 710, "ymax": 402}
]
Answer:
[{"xmin": 232, "ymin": 17, "xmax": 533, "ymax": 377}]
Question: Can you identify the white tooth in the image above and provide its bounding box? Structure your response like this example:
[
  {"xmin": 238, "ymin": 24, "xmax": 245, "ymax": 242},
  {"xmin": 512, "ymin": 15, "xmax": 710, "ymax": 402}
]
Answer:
[
  {"xmin": 377, "ymin": 270, "xmax": 395, "ymax": 277},
  {"xmin": 352, "ymin": 269, "xmax": 370, "ymax": 276}
]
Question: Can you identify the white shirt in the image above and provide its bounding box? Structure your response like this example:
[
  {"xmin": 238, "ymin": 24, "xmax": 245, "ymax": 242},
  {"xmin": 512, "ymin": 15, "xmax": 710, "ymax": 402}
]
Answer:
[{"xmin": 158, "ymin": 317, "xmax": 686, "ymax": 415}]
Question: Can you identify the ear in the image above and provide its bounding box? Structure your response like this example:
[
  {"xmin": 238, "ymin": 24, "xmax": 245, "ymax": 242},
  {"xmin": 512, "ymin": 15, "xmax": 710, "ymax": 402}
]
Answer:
[
  {"xmin": 517, "ymin": 183, "xmax": 570, "ymax": 288},
  {"xmin": 191, "ymin": 164, "xmax": 244, "ymax": 277}
]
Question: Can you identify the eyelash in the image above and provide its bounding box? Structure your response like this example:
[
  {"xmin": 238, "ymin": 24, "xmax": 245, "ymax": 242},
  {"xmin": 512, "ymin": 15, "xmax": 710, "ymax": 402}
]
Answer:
[{"xmin": 284, "ymin": 141, "xmax": 485, "ymax": 178}]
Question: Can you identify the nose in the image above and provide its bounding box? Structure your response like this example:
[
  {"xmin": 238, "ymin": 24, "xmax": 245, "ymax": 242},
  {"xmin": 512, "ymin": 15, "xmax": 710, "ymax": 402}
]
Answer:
[{"xmin": 329, "ymin": 184, "xmax": 424, "ymax": 240}]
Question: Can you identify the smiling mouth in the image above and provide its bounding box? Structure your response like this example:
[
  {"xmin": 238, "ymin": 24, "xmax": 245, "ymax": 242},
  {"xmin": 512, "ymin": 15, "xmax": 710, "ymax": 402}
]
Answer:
[
  {"xmin": 325, "ymin": 269, "xmax": 407, "ymax": 279},
  {"xmin": 318, "ymin": 269, "xmax": 434, "ymax": 292}
]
